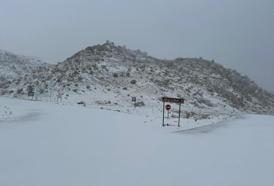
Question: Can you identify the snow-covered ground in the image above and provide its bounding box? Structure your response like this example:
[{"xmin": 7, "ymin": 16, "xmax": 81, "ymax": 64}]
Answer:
[{"xmin": 0, "ymin": 97, "xmax": 274, "ymax": 186}]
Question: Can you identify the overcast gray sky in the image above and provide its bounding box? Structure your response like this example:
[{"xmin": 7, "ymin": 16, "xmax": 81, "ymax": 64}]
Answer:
[{"xmin": 0, "ymin": 0, "xmax": 273, "ymax": 91}]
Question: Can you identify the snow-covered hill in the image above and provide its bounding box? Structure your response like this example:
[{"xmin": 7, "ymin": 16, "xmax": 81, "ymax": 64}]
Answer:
[
  {"xmin": 0, "ymin": 97, "xmax": 274, "ymax": 186},
  {"xmin": 0, "ymin": 49, "xmax": 47, "ymax": 80},
  {"xmin": 1, "ymin": 42, "xmax": 273, "ymax": 118}
]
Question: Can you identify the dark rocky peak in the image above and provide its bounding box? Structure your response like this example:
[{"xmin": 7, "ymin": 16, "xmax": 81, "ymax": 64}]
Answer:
[
  {"xmin": 84, "ymin": 41, "xmax": 150, "ymax": 60},
  {"xmin": 64, "ymin": 41, "xmax": 153, "ymax": 65},
  {"xmin": 85, "ymin": 40, "xmax": 117, "ymax": 54}
]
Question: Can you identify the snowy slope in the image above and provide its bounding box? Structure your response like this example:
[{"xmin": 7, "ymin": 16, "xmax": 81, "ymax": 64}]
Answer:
[
  {"xmin": 0, "ymin": 104, "xmax": 12, "ymax": 120},
  {"xmin": 0, "ymin": 97, "xmax": 274, "ymax": 186},
  {"xmin": 1, "ymin": 42, "xmax": 274, "ymax": 117},
  {"xmin": 0, "ymin": 49, "xmax": 47, "ymax": 79}
]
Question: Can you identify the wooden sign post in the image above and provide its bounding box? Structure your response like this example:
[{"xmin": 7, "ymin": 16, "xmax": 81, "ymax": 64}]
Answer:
[{"xmin": 162, "ymin": 97, "xmax": 184, "ymax": 127}]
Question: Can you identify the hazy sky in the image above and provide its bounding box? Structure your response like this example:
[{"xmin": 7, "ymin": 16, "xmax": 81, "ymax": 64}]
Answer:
[{"xmin": 0, "ymin": 0, "xmax": 273, "ymax": 91}]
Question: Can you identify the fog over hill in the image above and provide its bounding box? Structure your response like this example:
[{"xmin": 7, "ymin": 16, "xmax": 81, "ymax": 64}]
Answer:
[{"xmin": 0, "ymin": 49, "xmax": 47, "ymax": 79}]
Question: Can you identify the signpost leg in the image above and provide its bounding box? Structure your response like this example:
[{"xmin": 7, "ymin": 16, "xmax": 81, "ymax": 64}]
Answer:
[
  {"xmin": 178, "ymin": 103, "xmax": 181, "ymax": 127},
  {"xmin": 162, "ymin": 101, "xmax": 165, "ymax": 127}
]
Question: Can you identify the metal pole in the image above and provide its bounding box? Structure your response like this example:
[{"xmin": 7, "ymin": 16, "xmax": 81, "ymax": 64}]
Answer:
[
  {"xmin": 162, "ymin": 101, "xmax": 165, "ymax": 127},
  {"xmin": 178, "ymin": 103, "xmax": 181, "ymax": 127}
]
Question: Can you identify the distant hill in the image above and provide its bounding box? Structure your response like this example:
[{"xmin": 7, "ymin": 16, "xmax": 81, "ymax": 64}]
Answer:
[
  {"xmin": 1, "ymin": 41, "xmax": 273, "ymax": 116},
  {"xmin": 0, "ymin": 49, "xmax": 47, "ymax": 79}
]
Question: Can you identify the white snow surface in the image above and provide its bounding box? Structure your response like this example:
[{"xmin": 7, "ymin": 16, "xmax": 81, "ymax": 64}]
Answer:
[{"xmin": 0, "ymin": 97, "xmax": 274, "ymax": 186}]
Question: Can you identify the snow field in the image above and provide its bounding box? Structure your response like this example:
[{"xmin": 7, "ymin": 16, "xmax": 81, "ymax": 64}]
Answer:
[{"xmin": 0, "ymin": 97, "xmax": 274, "ymax": 186}]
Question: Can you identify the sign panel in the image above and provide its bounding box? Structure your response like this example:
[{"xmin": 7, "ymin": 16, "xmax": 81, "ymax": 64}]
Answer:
[
  {"xmin": 162, "ymin": 97, "xmax": 184, "ymax": 104},
  {"xmin": 165, "ymin": 104, "xmax": 171, "ymax": 111}
]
